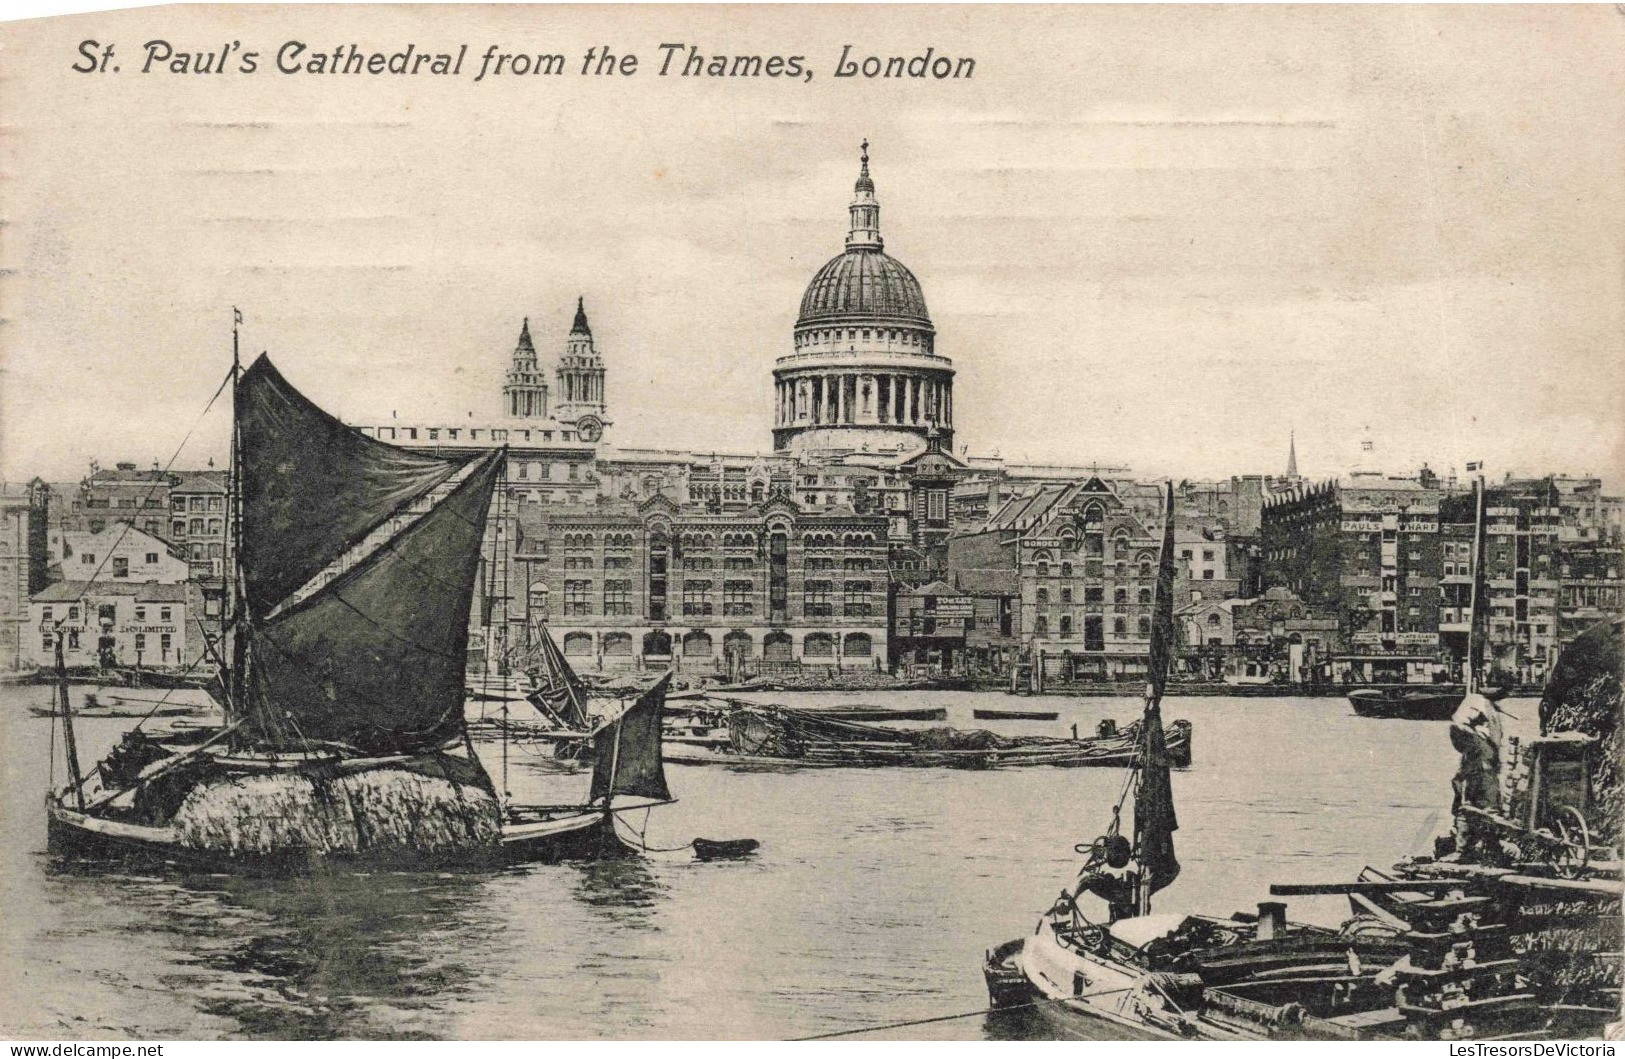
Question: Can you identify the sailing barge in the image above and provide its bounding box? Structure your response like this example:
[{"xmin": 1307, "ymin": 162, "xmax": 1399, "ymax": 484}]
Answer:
[{"xmin": 45, "ymin": 350, "xmax": 730, "ymax": 871}]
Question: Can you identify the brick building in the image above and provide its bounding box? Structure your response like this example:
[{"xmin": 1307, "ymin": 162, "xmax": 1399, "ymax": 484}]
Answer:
[{"xmin": 508, "ymin": 492, "xmax": 889, "ymax": 675}]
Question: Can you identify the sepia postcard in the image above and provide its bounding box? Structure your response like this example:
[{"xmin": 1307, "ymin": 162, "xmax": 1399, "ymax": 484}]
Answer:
[{"xmin": 0, "ymin": 2, "xmax": 1621, "ymax": 1046}]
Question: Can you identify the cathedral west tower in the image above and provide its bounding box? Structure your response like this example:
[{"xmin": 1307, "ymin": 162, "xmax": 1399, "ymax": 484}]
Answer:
[{"xmin": 772, "ymin": 143, "xmax": 955, "ymax": 457}]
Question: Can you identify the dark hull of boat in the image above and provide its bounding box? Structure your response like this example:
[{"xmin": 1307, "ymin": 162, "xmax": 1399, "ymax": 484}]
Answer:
[
  {"xmin": 27, "ymin": 705, "xmax": 201, "ymax": 720},
  {"xmin": 973, "ymin": 709, "xmax": 1059, "ymax": 721},
  {"xmin": 692, "ymin": 837, "xmax": 760, "ymax": 861},
  {"xmin": 46, "ymin": 798, "xmax": 635, "ymax": 874},
  {"xmin": 110, "ymin": 668, "xmax": 213, "ymax": 691},
  {"xmin": 814, "ymin": 706, "xmax": 948, "ymax": 722},
  {"xmin": 1347, "ymin": 687, "xmax": 1465, "ymax": 720}
]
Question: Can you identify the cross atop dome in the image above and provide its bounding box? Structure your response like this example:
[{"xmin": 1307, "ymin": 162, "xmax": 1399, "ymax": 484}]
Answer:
[
  {"xmin": 847, "ymin": 140, "xmax": 883, "ymax": 250},
  {"xmin": 855, "ymin": 139, "xmax": 874, "ymax": 195}
]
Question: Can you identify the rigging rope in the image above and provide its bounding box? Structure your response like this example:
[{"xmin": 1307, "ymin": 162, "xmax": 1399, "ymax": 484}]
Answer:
[
  {"xmin": 44, "ymin": 365, "xmax": 234, "ymax": 793},
  {"xmin": 791, "ymin": 989, "xmax": 1137, "ymax": 1041}
]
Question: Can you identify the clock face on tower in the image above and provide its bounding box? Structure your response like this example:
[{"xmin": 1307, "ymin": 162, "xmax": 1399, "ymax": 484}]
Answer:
[{"xmin": 575, "ymin": 416, "xmax": 603, "ymax": 443}]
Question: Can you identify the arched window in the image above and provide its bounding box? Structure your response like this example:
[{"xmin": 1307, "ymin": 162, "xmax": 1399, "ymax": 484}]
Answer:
[
  {"xmin": 1082, "ymin": 504, "xmax": 1104, "ymax": 529},
  {"xmin": 563, "ymin": 632, "xmax": 593, "ymax": 656},
  {"xmin": 764, "ymin": 630, "xmax": 794, "ymax": 661},
  {"xmin": 804, "ymin": 632, "xmax": 835, "ymax": 657},
  {"xmin": 642, "ymin": 629, "xmax": 672, "ymax": 657},
  {"xmin": 683, "ymin": 630, "xmax": 713, "ymax": 656},
  {"xmin": 601, "ymin": 632, "xmax": 633, "ymax": 656},
  {"xmin": 1207, "ymin": 613, "xmax": 1221, "ymax": 627},
  {"xmin": 1139, "ymin": 561, "xmax": 1153, "ymax": 578},
  {"xmin": 723, "ymin": 629, "xmax": 754, "ymax": 659},
  {"xmin": 843, "ymin": 632, "xmax": 872, "ymax": 657},
  {"xmin": 1060, "ymin": 562, "xmax": 1073, "ymax": 577},
  {"xmin": 528, "ymin": 581, "xmax": 550, "ymax": 618}
]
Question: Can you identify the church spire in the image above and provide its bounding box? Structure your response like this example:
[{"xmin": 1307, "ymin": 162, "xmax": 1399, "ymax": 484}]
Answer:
[
  {"xmin": 846, "ymin": 139, "xmax": 883, "ymax": 251},
  {"xmin": 1286, "ymin": 429, "xmax": 1298, "ymax": 478},
  {"xmin": 570, "ymin": 296, "xmax": 591, "ymax": 336},
  {"xmin": 515, "ymin": 316, "xmax": 535, "ymax": 356}
]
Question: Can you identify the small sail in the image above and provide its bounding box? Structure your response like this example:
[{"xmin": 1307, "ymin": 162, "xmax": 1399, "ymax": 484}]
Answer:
[
  {"xmin": 589, "ymin": 673, "xmax": 673, "ymax": 804},
  {"xmin": 1133, "ymin": 482, "xmax": 1181, "ymax": 899},
  {"xmin": 237, "ymin": 355, "xmax": 476, "ymax": 615},
  {"xmin": 532, "ymin": 624, "xmax": 590, "ymax": 729},
  {"xmin": 244, "ymin": 450, "xmax": 504, "ymax": 755}
]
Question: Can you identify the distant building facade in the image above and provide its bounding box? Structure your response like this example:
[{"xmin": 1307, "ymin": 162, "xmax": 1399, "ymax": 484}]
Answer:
[
  {"xmin": 1, "ymin": 480, "xmax": 52, "ymax": 672},
  {"xmin": 508, "ymin": 493, "xmax": 889, "ymax": 675},
  {"xmin": 1262, "ymin": 473, "xmax": 1450, "ymax": 669},
  {"xmin": 28, "ymin": 581, "xmax": 196, "ymax": 670}
]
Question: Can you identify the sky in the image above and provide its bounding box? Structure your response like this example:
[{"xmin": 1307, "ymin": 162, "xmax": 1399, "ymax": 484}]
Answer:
[{"xmin": 1, "ymin": 5, "xmax": 1621, "ymax": 488}]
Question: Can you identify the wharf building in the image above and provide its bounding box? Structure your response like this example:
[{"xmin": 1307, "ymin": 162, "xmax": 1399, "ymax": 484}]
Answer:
[
  {"xmin": 1439, "ymin": 479, "xmax": 1565, "ymax": 686},
  {"xmin": 22, "ymin": 519, "xmax": 204, "ymax": 671},
  {"xmin": 1261, "ymin": 472, "xmax": 1447, "ymax": 683},
  {"xmin": 942, "ymin": 477, "xmax": 1223, "ymax": 681}
]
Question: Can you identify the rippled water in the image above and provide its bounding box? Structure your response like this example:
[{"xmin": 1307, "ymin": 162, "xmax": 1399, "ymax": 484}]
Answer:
[{"xmin": 0, "ymin": 684, "xmax": 1537, "ymax": 1040}]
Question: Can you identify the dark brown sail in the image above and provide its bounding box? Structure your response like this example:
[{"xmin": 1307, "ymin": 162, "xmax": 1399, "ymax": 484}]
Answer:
[
  {"xmin": 1133, "ymin": 482, "xmax": 1181, "ymax": 901},
  {"xmin": 236, "ymin": 355, "xmax": 476, "ymax": 615},
  {"xmin": 244, "ymin": 450, "xmax": 505, "ymax": 755},
  {"xmin": 533, "ymin": 623, "xmax": 590, "ymax": 729},
  {"xmin": 589, "ymin": 673, "xmax": 673, "ymax": 804}
]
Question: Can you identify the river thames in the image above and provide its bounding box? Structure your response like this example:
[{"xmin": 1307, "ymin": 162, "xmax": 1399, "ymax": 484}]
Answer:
[{"xmin": 0, "ymin": 686, "xmax": 1536, "ymax": 1040}]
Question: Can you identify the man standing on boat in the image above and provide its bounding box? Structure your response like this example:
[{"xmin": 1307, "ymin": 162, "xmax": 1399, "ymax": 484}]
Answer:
[{"xmin": 1450, "ymin": 686, "xmax": 1508, "ymax": 860}]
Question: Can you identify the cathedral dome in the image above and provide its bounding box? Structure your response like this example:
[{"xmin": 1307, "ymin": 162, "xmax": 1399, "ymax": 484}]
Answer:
[{"xmin": 796, "ymin": 249, "xmax": 932, "ymax": 330}]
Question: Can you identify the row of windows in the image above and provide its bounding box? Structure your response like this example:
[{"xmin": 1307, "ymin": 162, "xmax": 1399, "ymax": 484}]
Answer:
[
  {"xmin": 795, "ymin": 326, "xmax": 931, "ymax": 350},
  {"xmin": 173, "ymin": 518, "xmax": 225, "ymax": 537},
  {"xmin": 514, "ymin": 462, "xmax": 583, "ymax": 482},
  {"xmin": 374, "ymin": 425, "xmax": 578, "ymax": 444},
  {"xmin": 1032, "ymin": 615, "xmax": 1152, "ymax": 637},
  {"xmin": 46, "ymin": 631, "xmax": 178, "ymax": 653},
  {"xmin": 41, "ymin": 603, "xmax": 173, "ymax": 622},
  {"xmin": 171, "ymin": 496, "xmax": 225, "ymax": 512},
  {"xmin": 1033, "ymin": 559, "xmax": 1158, "ymax": 579},
  {"xmin": 559, "ymin": 629, "xmax": 875, "ymax": 658},
  {"xmin": 1036, "ymin": 587, "xmax": 1154, "ymax": 605}
]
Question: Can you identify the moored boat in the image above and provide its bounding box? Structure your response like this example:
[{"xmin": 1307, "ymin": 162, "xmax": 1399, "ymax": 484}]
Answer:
[
  {"xmin": 1346, "ymin": 685, "xmax": 1465, "ymax": 720},
  {"xmin": 43, "ymin": 341, "xmax": 747, "ymax": 872},
  {"xmin": 683, "ymin": 703, "xmax": 1189, "ymax": 770},
  {"xmin": 808, "ymin": 705, "xmax": 947, "ymax": 722},
  {"xmin": 973, "ymin": 708, "xmax": 1059, "ymax": 721}
]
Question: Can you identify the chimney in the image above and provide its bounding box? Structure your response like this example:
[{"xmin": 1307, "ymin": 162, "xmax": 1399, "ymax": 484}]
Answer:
[{"xmin": 1256, "ymin": 901, "xmax": 1288, "ymax": 940}]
